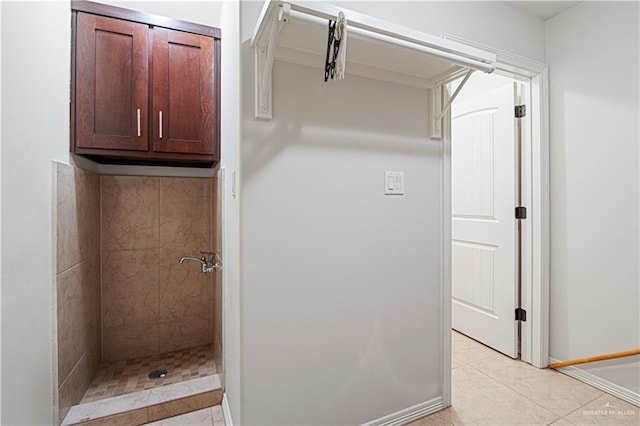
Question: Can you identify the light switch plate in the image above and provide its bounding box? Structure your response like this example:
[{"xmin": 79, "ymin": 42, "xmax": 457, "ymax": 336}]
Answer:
[{"xmin": 384, "ymin": 171, "xmax": 404, "ymax": 195}]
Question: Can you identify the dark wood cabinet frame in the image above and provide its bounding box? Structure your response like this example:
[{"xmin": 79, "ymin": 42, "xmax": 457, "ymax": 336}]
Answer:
[{"xmin": 70, "ymin": 1, "xmax": 221, "ymax": 167}]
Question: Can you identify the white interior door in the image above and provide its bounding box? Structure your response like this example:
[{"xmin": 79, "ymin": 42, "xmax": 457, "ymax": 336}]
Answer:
[{"xmin": 451, "ymin": 82, "xmax": 518, "ymax": 358}]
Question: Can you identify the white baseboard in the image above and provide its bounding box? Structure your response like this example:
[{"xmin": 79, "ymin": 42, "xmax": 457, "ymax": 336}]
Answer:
[
  {"xmin": 362, "ymin": 397, "xmax": 444, "ymax": 426},
  {"xmin": 222, "ymin": 393, "xmax": 234, "ymax": 426},
  {"xmin": 549, "ymin": 357, "xmax": 640, "ymax": 407}
]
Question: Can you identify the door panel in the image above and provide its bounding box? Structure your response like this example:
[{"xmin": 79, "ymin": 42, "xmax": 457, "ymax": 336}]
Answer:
[
  {"xmin": 152, "ymin": 28, "xmax": 215, "ymax": 155},
  {"xmin": 452, "ymin": 108, "xmax": 496, "ymax": 219},
  {"xmin": 76, "ymin": 13, "xmax": 148, "ymax": 151},
  {"xmin": 451, "ymin": 83, "xmax": 517, "ymax": 358},
  {"xmin": 452, "ymin": 241, "xmax": 497, "ymax": 315}
]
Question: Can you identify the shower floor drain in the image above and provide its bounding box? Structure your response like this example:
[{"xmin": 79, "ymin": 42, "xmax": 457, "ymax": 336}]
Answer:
[{"xmin": 148, "ymin": 369, "xmax": 168, "ymax": 379}]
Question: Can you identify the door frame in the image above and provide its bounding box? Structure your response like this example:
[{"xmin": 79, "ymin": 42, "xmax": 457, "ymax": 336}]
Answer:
[{"xmin": 440, "ymin": 35, "xmax": 549, "ymax": 407}]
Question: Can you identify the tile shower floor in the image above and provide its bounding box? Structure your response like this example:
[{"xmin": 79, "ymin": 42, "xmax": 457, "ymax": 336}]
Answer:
[{"xmin": 81, "ymin": 344, "xmax": 217, "ymax": 403}]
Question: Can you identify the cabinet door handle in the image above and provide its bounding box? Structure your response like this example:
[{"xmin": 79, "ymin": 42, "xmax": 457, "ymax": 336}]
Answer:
[
  {"xmin": 159, "ymin": 111, "xmax": 163, "ymax": 139},
  {"xmin": 136, "ymin": 109, "xmax": 141, "ymax": 137}
]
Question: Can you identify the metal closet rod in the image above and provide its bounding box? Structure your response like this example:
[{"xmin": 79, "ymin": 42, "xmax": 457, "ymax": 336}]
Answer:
[{"xmin": 284, "ymin": 5, "xmax": 496, "ymax": 74}]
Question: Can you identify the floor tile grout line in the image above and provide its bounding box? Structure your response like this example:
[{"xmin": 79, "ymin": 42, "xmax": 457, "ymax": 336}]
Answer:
[
  {"xmin": 466, "ymin": 361, "xmax": 549, "ymax": 406},
  {"xmin": 476, "ymin": 361, "xmax": 606, "ymax": 417},
  {"xmin": 422, "ymin": 333, "xmax": 636, "ymax": 426},
  {"xmin": 458, "ymin": 334, "xmax": 609, "ymax": 421},
  {"xmin": 558, "ymin": 392, "xmax": 612, "ymax": 421},
  {"xmin": 465, "ymin": 361, "xmax": 561, "ymax": 422},
  {"xmin": 452, "ymin": 352, "xmax": 496, "ymax": 369}
]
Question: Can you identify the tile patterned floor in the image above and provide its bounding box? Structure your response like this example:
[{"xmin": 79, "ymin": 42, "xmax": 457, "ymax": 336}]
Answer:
[
  {"xmin": 409, "ymin": 331, "xmax": 639, "ymax": 425},
  {"xmin": 81, "ymin": 345, "xmax": 217, "ymax": 403}
]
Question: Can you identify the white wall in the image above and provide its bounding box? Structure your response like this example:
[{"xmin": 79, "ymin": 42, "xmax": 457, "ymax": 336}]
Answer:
[
  {"xmin": 547, "ymin": 1, "xmax": 640, "ymax": 400},
  {"xmin": 0, "ymin": 2, "xmax": 230, "ymax": 424},
  {"xmin": 239, "ymin": 2, "xmax": 545, "ymax": 424},
  {"xmin": 1, "ymin": 2, "xmax": 71, "ymax": 424},
  {"xmin": 242, "ymin": 55, "xmax": 443, "ymax": 426},
  {"xmin": 0, "ymin": 2, "xmax": 3, "ymax": 422},
  {"xmin": 219, "ymin": 1, "xmax": 242, "ymax": 424},
  {"xmin": 98, "ymin": 0, "xmax": 222, "ymax": 28}
]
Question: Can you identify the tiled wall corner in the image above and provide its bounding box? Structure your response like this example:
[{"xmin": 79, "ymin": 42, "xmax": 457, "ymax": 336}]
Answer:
[
  {"xmin": 58, "ymin": 350, "xmax": 101, "ymax": 424},
  {"xmin": 212, "ymin": 173, "xmax": 223, "ymax": 373},
  {"xmin": 101, "ymin": 176, "xmax": 214, "ymax": 362},
  {"xmin": 57, "ymin": 163, "xmax": 100, "ymax": 273},
  {"xmin": 56, "ymin": 162, "xmax": 101, "ymax": 424}
]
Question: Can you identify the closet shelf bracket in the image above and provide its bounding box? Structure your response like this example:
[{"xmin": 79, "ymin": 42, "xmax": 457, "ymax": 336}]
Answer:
[
  {"xmin": 430, "ymin": 68, "xmax": 475, "ymax": 139},
  {"xmin": 253, "ymin": 2, "xmax": 291, "ymax": 120}
]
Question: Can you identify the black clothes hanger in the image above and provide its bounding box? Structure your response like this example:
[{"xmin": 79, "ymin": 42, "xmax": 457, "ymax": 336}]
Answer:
[
  {"xmin": 325, "ymin": 19, "xmax": 337, "ymax": 82},
  {"xmin": 325, "ymin": 13, "xmax": 346, "ymax": 82}
]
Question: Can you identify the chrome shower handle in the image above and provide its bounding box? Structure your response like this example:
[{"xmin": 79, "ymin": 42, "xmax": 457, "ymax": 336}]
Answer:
[{"xmin": 179, "ymin": 256, "xmax": 205, "ymax": 265}]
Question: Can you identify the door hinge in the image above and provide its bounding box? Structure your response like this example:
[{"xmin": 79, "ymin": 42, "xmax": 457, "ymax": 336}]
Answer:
[
  {"xmin": 515, "ymin": 105, "xmax": 526, "ymax": 118},
  {"xmin": 515, "ymin": 206, "xmax": 527, "ymax": 219},
  {"xmin": 515, "ymin": 307, "xmax": 527, "ymax": 321}
]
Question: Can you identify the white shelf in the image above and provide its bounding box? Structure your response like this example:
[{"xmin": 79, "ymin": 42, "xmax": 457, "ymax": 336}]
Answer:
[{"xmin": 251, "ymin": 0, "xmax": 497, "ymax": 137}]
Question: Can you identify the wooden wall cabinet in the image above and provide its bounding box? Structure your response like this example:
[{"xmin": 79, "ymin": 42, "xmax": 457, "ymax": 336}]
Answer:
[{"xmin": 71, "ymin": 1, "xmax": 221, "ymax": 166}]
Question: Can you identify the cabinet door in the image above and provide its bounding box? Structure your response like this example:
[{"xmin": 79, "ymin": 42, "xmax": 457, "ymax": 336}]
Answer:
[
  {"xmin": 152, "ymin": 28, "xmax": 215, "ymax": 156},
  {"xmin": 76, "ymin": 13, "xmax": 148, "ymax": 151}
]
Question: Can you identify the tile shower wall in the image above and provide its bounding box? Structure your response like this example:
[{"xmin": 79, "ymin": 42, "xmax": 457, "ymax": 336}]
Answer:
[
  {"xmin": 101, "ymin": 176, "xmax": 214, "ymax": 362},
  {"xmin": 56, "ymin": 162, "xmax": 101, "ymax": 423}
]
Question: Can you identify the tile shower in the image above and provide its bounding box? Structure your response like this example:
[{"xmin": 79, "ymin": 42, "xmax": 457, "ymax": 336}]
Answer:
[{"xmin": 55, "ymin": 163, "xmax": 223, "ymax": 424}]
